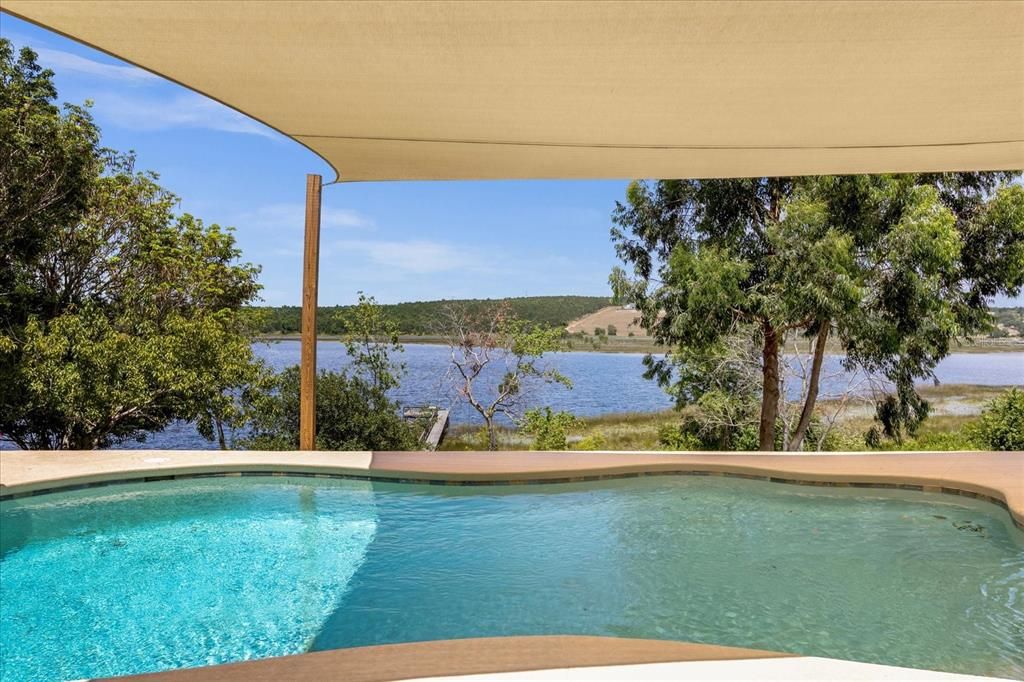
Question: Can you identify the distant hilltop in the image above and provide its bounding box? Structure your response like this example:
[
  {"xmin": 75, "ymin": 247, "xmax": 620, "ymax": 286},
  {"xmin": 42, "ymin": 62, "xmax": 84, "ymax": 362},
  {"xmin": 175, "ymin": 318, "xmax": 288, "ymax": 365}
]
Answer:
[
  {"xmin": 250, "ymin": 298, "xmax": 1020, "ymax": 340},
  {"xmin": 251, "ymin": 295, "xmax": 611, "ymax": 336},
  {"xmin": 566, "ymin": 306, "xmax": 648, "ymax": 337}
]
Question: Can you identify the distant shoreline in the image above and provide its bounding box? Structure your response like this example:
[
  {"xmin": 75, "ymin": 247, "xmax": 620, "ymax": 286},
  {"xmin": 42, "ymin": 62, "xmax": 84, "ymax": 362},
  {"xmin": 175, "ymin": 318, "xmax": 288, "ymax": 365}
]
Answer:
[{"xmin": 254, "ymin": 333, "xmax": 1024, "ymax": 355}]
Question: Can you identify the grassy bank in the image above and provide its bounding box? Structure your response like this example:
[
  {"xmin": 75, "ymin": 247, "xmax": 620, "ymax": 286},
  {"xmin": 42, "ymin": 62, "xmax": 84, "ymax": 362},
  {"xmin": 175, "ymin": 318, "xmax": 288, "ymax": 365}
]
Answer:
[
  {"xmin": 254, "ymin": 332, "xmax": 666, "ymax": 353},
  {"xmin": 439, "ymin": 384, "xmax": 1018, "ymax": 452},
  {"xmin": 255, "ymin": 332, "xmax": 1024, "ymax": 355}
]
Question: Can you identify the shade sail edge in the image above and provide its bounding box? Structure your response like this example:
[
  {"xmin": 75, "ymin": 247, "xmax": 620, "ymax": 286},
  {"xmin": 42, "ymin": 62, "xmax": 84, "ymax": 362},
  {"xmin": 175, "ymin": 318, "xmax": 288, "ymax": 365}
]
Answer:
[
  {"xmin": 5, "ymin": 0, "xmax": 1023, "ymax": 181},
  {"xmin": 0, "ymin": 5, "xmax": 343, "ymax": 182}
]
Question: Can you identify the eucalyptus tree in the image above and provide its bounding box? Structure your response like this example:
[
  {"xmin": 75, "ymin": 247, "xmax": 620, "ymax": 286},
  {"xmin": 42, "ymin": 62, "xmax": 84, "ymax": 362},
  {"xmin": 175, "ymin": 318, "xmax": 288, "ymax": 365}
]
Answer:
[{"xmin": 610, "ymin": 173, "xmax": 1023, "ymax": 451}]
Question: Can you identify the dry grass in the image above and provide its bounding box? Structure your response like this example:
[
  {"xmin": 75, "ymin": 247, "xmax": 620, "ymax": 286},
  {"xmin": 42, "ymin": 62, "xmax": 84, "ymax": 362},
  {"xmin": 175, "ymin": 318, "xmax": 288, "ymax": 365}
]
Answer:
[
  {"xmin": 439, "ymin": 384, "xmax": 1014, "ymax": 452},
  {"xmin": 565, "ymin": 306, "xmax": 648, "ymax": 337}
]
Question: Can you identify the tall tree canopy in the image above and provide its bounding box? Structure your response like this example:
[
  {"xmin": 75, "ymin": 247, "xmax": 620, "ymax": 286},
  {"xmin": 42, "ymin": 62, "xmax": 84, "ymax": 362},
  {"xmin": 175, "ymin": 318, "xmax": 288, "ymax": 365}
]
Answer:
[
  {"xmin": 0, "ymin": 40, "xmax": 262, "ymax": 449},
  {"xmin": 610, "ymin": 172, "xmax": 1024, "ymax": 451}
]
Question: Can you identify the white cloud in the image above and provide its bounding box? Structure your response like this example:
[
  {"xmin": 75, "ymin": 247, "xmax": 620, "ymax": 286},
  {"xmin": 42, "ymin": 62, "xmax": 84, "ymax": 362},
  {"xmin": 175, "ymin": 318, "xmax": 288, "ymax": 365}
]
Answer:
[
  {"xmin": 332, "ymin": 239, "xmax": 469, "ymax": 274},
  {"xmin": 237, "ymin": 203, "xmax": 374, "ymax": 233},
  {"xmin": 8, "ymin": 38, "xmax": 276, "ymax": 139},
  {"xmin": 90, "ymin": 91, "xmax": 279, "ymax": 139},
  {"xmin": 33, "ymin": 46, "xmax": 157, "ymax": 84}
]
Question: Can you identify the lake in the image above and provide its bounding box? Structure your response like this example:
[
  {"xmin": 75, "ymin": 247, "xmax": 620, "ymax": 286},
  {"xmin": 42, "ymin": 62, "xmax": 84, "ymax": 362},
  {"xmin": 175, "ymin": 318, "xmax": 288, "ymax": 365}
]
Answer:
[{"xmin": 130, "ymin": 342, "xmax": 1022, "ymax": 450}]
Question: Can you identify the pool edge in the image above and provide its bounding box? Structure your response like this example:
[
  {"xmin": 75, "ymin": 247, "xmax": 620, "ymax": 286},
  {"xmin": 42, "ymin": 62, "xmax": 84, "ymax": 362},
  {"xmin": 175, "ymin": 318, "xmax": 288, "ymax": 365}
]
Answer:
[{"xmin": 2, "ymin": 450, "xmax": 1021, "ymax": 529}]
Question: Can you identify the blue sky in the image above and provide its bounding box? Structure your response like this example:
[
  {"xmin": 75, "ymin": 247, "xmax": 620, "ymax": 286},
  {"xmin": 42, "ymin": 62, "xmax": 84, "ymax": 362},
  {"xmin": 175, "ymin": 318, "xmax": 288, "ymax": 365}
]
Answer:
[
  {"xmin": 3, "ymin": 15, "xmax": 1021, "ymax": 307},
  {"xmin": 3, "ymin": 15, "xmax": 628, "ymax": 306}
]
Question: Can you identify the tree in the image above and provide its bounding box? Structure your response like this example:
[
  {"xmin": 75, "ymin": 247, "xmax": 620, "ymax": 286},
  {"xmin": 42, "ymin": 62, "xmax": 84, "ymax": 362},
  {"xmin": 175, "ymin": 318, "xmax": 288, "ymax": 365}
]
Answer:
[
  {"xmin": 1, "ymin": 39, "xmax": 101, "ymax": 328},
  {"xmin": 610, "ymin": 173, "xmax": 1023, "ymax": 451},
  {"xmin": 438, "ymin": 302, "xmax": 571, "ymax": 450},
  {"xmin": 0, "ymin": 42, "xmax": 263, "ymax": 449},
  {"xmin": 971, "ymin": 388, "xmax": 1024, "ymax": 452},
  {"xmin": 239, "ymin": 366, "xmax": 419, "ymax": 451},
  {"xmin": 241, "ymin": 292, "xmax": 418, "ymax": 451},
  {"xmin": 337, "ymin": 292, "xmax": 405, "ymax": 391}
]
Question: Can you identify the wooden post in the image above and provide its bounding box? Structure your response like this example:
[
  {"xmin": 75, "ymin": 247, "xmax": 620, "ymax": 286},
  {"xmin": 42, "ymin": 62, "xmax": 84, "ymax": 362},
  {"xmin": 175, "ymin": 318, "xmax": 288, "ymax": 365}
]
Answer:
[{"xmin": 300, "ymin": 174, "xmax": 322, "ymax": 450}]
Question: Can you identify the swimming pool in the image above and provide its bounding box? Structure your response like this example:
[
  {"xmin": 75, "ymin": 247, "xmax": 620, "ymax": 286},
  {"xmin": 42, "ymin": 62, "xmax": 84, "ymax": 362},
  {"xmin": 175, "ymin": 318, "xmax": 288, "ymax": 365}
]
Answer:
[{"xmin": 2, "ymin": 475, "xmax": 1022, "ymax": 681}]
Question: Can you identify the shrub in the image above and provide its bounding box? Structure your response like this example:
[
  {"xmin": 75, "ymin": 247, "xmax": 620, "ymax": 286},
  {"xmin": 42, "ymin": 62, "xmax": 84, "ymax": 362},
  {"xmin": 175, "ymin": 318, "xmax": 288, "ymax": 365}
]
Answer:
[
  {"xmin": 657, "ymin": 424, "xmax": 703, "ymax": 451},
  {"xmin": 521, "ymin": 407, "xmax": 581, "ymax": 450},
  {"xmin": 895, "ymin": 429, "xmax": 984, "ymax": 452},
  {"xmin": 241, "ymin": 366, "xmax": 419, "ymax": 451},
  {"xmin": 574, "ymin": 433, "xmax": 608, "ymax": 451},
  {"xmin": 972, "ymin": 388, "xmax": 1024, "ymax": 451}
]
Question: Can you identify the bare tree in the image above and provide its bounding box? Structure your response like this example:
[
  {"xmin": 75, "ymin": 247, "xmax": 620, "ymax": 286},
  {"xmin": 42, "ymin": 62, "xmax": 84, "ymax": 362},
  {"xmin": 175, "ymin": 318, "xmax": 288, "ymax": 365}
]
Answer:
[
  {"xmin": 779, "ymin": 330, "xmax": 888, "ymax": 451},
  {"xmin": 437, "ymin": 302, "xmax": 570, "ymax": 450}
]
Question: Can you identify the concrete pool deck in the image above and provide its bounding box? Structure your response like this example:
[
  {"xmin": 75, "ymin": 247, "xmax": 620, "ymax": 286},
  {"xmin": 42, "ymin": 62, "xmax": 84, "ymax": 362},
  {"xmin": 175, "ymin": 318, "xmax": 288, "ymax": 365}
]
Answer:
[
  {"xmin": 110, "ymin": 636, "xmax": 1007, "ymax": 682},
  {"xmin": 1, "ymin": 449, "xmax": 1021, "ymax": 528}
]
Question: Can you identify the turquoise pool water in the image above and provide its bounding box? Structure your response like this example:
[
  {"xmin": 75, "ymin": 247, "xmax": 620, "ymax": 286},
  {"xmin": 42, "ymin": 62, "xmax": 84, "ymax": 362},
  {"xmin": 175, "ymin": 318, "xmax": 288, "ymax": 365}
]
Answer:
[{"xmin": 1, "ymin": 476, "xmax": 1022, "ymax": 681}]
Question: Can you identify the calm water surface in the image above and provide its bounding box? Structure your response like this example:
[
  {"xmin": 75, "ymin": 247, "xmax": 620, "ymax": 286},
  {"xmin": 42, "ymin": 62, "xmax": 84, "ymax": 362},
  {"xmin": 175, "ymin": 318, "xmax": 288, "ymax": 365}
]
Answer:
[
  {"xmin": 137, "ymin": 344, "xmax": 1023, "ymax": 449},
  {"xmin": 2, "ymin": 476, "xmax": 1022, "ymax": 681}
]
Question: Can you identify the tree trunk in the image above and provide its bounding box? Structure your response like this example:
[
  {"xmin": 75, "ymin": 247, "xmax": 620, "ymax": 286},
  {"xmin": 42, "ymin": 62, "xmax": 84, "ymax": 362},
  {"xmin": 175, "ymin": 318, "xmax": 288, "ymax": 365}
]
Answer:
[
  {"xmin": 758, "ymin": 321, "xmax": 781, "ymax": 451},
  {"xmin": 485, "ymin": 416, "xmax": 497, "ymax": 451},
  {"xmin": 216, "ymin": 419, "xmax": 228, "ymax": 450},
  {"xmin": 787, "ymin": 322, "xmax": 830, "ymax": 451}
]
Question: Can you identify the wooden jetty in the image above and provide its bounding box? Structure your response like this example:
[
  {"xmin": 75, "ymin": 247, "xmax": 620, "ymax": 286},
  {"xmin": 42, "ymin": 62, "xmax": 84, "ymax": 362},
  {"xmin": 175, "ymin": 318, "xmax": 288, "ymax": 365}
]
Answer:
[{"xmin": 402, "ymin": 407, "xmax": 450, "ymax": 450}]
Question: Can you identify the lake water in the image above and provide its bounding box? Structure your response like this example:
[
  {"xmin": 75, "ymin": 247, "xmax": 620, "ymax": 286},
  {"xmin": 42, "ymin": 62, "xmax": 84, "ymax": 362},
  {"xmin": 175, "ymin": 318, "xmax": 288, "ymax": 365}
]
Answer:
[{"xmin": 130, "ymin": 342, "xmax": 1021, "ymax": 450}]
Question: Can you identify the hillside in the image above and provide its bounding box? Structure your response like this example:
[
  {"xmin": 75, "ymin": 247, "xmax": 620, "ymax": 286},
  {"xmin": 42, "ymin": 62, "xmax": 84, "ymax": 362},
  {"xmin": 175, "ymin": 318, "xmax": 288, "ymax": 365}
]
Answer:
[
  {"xmin": 990, "ymin": 307, "xmax": 1024, "ymax": 338},
  {"xmin": 254, "ymin": 295, "xmax": 611, "ymax": 336},
  {"xmin": 566, "ymin": 306, "xmax": 648, "ymax": 337},
  {"xmin": 253, "ymin": 300, "xmax": 1022, "ymax": 342}
]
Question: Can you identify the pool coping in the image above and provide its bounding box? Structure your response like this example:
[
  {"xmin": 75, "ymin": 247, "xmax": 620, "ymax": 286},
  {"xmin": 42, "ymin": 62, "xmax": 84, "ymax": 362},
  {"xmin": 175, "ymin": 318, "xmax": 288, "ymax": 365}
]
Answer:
[
  {"xmin": 1, "ymin": 449, "xmax": 1022, "ymax": 529},
  {"xmin": 114, "ymin": 636, "xmax": 795, "ymax": 682}
]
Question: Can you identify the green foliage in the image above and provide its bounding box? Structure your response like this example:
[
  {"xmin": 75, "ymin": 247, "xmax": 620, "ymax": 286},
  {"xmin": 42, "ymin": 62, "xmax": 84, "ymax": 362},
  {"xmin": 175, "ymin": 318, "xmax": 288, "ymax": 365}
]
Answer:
[
  {"xmin": 1, "ymin": 39, "xmax": 102, "ymax": 326},
  {"xmin": 574, "ymin": 433, "xmax": 607, "ymax": 451},
  {"xmin": 253, "ymin": 296, "xmax": 610, "ymax": 335},
  {"xmin": 889, "ymin": 429, "xmax": 984, "ymax": 452},
  {"xmin": 610, "ymin": 172, "xmax": 1024, "ymax": 450},
  {"xmin": 971, "ymin": 389, "xmax": 1024, "ymax": 451},
  {"xmin": 644, "ymin": 335, "xmax": 761, "ymax": 449},
  {"xmin": 606, "ymin": 324, "xmax": 617, "ymax": 336},
  {"xmin": 0, "ymin": 42, "xmax": 263, "ymax": 449},
  {"xmin": 866, "ymin": 386, "xmax": 930, "ymax": 446},
  {"xmin": 521, "ymin": 408, "xmax": 581, "ymax": 451},
  {"xmin": 656, "ymin": 424, "xmax": 703, "ymax": 451},
  {"xmin": 240, "ymin": 366, "xmax": 418, "ymax": 451},
  {"xmin": 242, "ymin": 293, "xmax": 416, "ymax": 451},
  {"xmin": 337, "ymin": 292, "xmax": 405, "ymax": 391}
]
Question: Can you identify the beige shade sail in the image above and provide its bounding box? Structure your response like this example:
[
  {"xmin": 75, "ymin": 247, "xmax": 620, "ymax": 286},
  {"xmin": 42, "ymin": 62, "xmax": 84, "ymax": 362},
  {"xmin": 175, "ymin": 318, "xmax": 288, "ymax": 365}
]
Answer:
[{"xmin": 3, "ymin": 0, "xmax": 1023, "ymax": 182}]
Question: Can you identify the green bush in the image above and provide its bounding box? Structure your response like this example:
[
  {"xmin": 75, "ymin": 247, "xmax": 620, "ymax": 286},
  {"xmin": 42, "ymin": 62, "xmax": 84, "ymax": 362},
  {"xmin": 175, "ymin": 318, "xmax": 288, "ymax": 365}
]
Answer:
[
  {"xmin": 972, "ymin": 388, "xmax": 1024, "ymax": 451},
  {"xmin": 815, "ymin": 428, "xmax": 870, "ymax": 452},
  {"xmin": 657, "ymin": 424, "xmax": 703, "ymax": 451},
  {"xmin": 521, "ymin": 408, "xmax": 581, "ymax": 450},
  {"xmin": 895, "ymin": 429, "xmax": 984, "ymax": 452},
  {"xmin": 574, "ymin": 433, "xmax": 608, "ymax": 451},
  {"xmin": 241, "ymin": 366, "xmax": 419, "ymax": 451}
]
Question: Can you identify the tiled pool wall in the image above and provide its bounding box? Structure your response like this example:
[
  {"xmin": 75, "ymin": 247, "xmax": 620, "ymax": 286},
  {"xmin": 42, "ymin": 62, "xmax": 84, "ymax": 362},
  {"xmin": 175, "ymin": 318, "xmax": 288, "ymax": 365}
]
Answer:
[{"xmin": 3, "ymin": 467, "xmax": 1021, "ymax": 529}]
